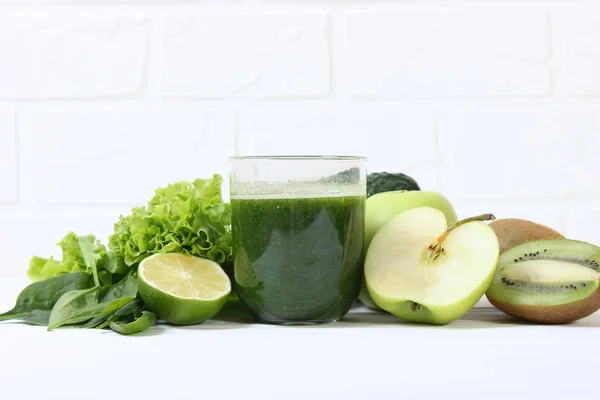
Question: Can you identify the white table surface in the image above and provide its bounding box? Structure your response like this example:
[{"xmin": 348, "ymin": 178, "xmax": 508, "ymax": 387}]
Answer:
[{"xmin": 1, "ymin": 277, "xmax": 599, "ymax": 400}]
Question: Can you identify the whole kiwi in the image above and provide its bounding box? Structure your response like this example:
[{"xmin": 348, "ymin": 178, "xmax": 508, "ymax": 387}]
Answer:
[{"xmin": 490, "ymin": 218, "xmax": 564, "ymax": 253}]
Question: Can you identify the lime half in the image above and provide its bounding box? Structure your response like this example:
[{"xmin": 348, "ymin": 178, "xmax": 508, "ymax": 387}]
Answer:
[{"xmin": 138, "ymin": 253, "xmax": 231, "ymax": 325}]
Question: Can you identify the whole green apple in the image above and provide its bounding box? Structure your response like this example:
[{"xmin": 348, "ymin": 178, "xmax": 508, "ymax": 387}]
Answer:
[
  {"xmin": 365, "ymin": 207, "xmax": 499, "ymax": 324},
  {"xmin": 359, "ymin": 191, "xmax": 458, "ymax": 309}
]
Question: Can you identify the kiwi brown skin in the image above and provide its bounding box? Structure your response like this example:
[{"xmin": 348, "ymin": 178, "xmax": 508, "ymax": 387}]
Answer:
[
  {"xmin": 490, "ymin": 218, "xmax": 564, "ymax": 253},
  {"xmin": 487, "ymin": 289, "xmax": 600, "ymax": 324}
]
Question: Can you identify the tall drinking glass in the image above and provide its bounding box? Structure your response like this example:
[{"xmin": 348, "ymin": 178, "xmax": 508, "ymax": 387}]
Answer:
[{"xmin": 230, "ymin": 156, "xmax": 367, "ymax": 325}]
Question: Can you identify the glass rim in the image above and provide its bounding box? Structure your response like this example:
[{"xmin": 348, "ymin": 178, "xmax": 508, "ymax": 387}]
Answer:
[{"xmin": 229, "ymin": 155, "xmax": 367, "ymax": 161}]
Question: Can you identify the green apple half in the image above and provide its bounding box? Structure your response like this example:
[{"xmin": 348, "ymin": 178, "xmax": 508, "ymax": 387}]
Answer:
[
  {"xmin": 364, "ymin": 207, "xmax": 499, "ymax": 324},
  {"xmin": 359, "ymin": 191, "xmax": 458, "ymax": 309}
]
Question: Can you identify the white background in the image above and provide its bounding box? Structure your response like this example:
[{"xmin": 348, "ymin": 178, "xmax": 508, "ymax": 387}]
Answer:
[
  {"xmin": 0, "ymin": 1, "xmax": 600, "ymax": 279},
  {"xmin": 1, "ymin": 3, "xmax": 600, "ymax": 399}
]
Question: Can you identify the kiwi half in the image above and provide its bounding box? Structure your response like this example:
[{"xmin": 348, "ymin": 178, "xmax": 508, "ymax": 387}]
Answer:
[{"xmin": 486, "ymin": 239, "xmax": 600, "ymax": 324}]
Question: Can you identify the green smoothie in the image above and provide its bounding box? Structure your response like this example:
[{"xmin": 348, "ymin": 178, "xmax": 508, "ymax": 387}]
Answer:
[{"xmin": 231, "ymin": 194, "xmax": 365, "ymax": 324}]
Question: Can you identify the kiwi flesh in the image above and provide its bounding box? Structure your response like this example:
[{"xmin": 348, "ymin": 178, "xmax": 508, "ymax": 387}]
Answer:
[
  {"xmin": 486, "ymin": 239, "xmax": 600, "ymax": 324},
  {"xmin": 490, "ymin": 218, "xmax": 564, "ymax": 253}
]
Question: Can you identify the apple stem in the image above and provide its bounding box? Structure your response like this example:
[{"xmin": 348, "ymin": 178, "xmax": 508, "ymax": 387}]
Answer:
[
  {"xmin": 443, "ymin": 213, "xmax": 496, "ymax": 241},
  {"xmin": 427, "ymin": 213, "xmax": 496, "ymax": 261}
]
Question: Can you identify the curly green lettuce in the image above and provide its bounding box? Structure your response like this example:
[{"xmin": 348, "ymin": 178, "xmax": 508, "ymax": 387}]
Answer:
[
  {"xmin": 27, "ymin": 232, "xmax": 125, "ymax": 285},
  {"xmin": 108, "ymin": 174, "xmax": 233, "ymax": 268}
]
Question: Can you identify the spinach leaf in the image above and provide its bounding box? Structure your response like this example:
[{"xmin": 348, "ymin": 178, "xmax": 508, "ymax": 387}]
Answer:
[
  {"xmin": 47, "ymin": 274, "xmax": 139, "ymax": 330},
  {"xmin": 99, "ymin": 274, "xmax": 138, "ymax": 305},
  {"xmin": 81, "ymin": 297, "xmax": 145, "ymax": 329},
  {"xmin": 96, "ymin": 314, "xmax": 120, "ymax": 330},
  {"xmin": 48, "ymin": 287, "xmax": 102, "ymax": 329},
  {"xmin": 15, "ymin": 310, "xmax": 52, "ymax": 326},
  {"xmin": 79, "ymin": 313, "xmax": 112, "ymax": 329},
  {"xmin": 110, "ymin": 311, "xmax": 157, "ymax": 335},
  {"xmin": 98, "ymin": 271, "xmax": 113, "ymax": 287},
  {"xmin": 114, "ymin": 297, "xmax": 144, "ymax": 316},
  {"xmin": 0, "ymin": 272, "xmax": 92, "ymax": 326},
  {"xmin": 98, "ymin": 297, "xmax": 146, "ymax": 329}
]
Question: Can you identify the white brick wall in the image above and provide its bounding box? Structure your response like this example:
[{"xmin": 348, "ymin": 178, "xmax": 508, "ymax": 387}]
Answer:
[
  {"xmin": 0, "ymin": 112, "xmax": 17, "ymax": 203},
  {"xmin": 346, "ymin": 11, "xmax": 551, "ymax": 97},
  {"xmin": 565, "ymin": 13, "xmax": 600, "ymax": 96},
  {"xmin": 1, "ymin": 1, "xmax": 600, "ymax": 278},
  {"xmin": 23, "ymin": 109, "xmax": 234, "ymax": 204},
  {"xmin": 162, "ymin": 13, "xmax": 330, "ymax": 98},
  {"xmin": 0, "ymin": 17, "xmax": 147, "ymax": 99},
  {"xmin": 439, "ymin": 108, "xmax": 600, "ymax": 200},
  {"xmin": 238, "ymin": 108, "xmax": 439, "ymax": 188}
]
